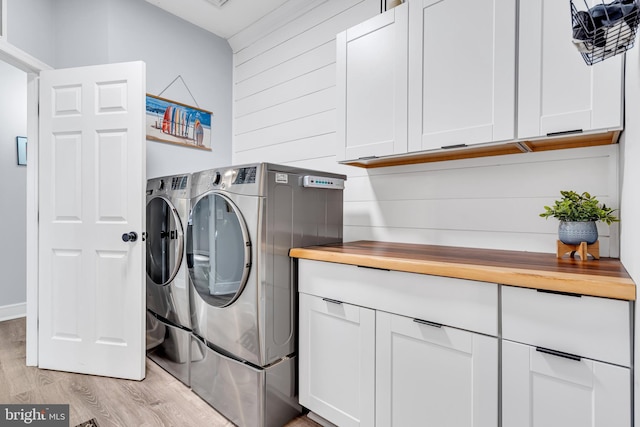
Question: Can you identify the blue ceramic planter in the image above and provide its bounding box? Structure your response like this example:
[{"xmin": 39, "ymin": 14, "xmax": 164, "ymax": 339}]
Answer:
[{"xmin": 558, "ymin": 220, "xmax": 598, "ymax": 245}]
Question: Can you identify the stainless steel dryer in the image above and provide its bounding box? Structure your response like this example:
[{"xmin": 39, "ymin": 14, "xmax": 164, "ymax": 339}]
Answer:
[
  {"xmin": 187, "ymin": 163, "xmax": 345, "ymax": 427},
  {"xmin": 145, "ymin": 173, "xmax": 192, "ymax": 386}
]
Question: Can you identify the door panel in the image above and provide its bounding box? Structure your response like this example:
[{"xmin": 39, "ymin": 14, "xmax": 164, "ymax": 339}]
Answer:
[
  {"xmin": 95, "ymin": 250, "xmax": 129, "ymax": 345},
  {"xmin": 50, "ymin": 249, "xmax": 81, "ymax": 340},
  {"xmin": 96, "ymin": 131, "xmax": 128, "ymax": 221},
  {"xmin": 52, "ymin": 133, "xmax": 82, "ymax": 220},
  {"xmin": 39, "ymin": 61, "xmax": 146, "ymax": 380}
]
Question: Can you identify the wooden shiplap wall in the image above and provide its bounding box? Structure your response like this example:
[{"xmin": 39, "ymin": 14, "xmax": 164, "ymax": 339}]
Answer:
[
  {"xmin": 230, "ymin": 0, "xmax": 620, "ymax": 256},
  {"xmin": 231, "ymin": 0, "xmax": 379, "ymax": 162}
]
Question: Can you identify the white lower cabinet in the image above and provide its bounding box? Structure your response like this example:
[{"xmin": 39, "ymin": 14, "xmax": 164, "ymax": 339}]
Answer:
[
  {"xmin": 502, "ymin": 340, "xmax": 631, "ymax": 427},
  {"xmin": 297, "ymin": 260, "xmax": 632, "ymax": 427},
  {"xmin": 376, "ymin": 311, "xmax": 498, "ymax": 427},
  {"xmin": 501, "ymin": 286, "xmax": 632, "ymax": 427},
  {"xmin": 297, "ymin": 256, "xmax": 500, "ymax": 427},
  {"xmin": 298, "ymin": 293, "xmax": 375, "ymax": 427}
]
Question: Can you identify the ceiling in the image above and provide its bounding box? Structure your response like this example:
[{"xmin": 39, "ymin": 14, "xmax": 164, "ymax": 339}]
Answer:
[{"xmin": 144, "ymin": 0, "xmax": 290, "ymax": 39}]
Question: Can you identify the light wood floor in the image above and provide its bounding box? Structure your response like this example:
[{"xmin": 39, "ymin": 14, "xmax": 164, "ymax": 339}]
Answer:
[{"xmin": 0, "ymin": 318, "xmax": 320, "ymax": 427}]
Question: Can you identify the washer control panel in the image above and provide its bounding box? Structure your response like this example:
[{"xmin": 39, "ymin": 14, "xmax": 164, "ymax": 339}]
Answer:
[{"xmin": 302, "ymin": 175, "xmax": 345, "ymax": 190}]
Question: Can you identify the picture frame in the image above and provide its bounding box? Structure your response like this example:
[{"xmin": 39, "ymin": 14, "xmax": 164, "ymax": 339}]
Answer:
[
  {"xmin": 16, "ymin": 136, "xmax": 27, "ymax": 166},
  {"xmin": 145, "ymin": 94, "xmax": 213, "ymax": 151}
]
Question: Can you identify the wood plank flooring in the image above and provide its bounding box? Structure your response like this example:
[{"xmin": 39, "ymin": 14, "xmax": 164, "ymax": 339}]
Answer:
[{"xmin": 0, "ymin": 318, "xmax": 320, "ymax": 427}]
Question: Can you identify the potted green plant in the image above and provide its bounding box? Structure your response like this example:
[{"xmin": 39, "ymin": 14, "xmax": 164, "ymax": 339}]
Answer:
[{"xmin": 539, "ymin": 190, "xmax": 618, "ymax": 245}]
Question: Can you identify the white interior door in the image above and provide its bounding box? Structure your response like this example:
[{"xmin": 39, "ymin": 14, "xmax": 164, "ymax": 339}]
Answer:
[{"xmin": 38, "ymin": 61, "xmax": 146, "ymax": 380}]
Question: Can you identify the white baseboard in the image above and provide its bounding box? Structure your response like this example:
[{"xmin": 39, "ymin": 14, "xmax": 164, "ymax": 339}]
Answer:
[{"xmin": 0, "ymin": 302, "xmax": 27, "ymax": 322}]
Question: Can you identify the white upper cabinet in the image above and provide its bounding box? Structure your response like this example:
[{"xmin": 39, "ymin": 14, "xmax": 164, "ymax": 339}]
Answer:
[
  {"xmin": 407, "ymin": 0, "xmax": 516, "ymax": 152},
  {"xmin": 518, "ymin": 0, "xmax": 624, "ymax": 139},
  {"xmin": 336, "ymin": 3, "xmax": 408, "ymax": 162},
  {"xmin": 336, "ymin": 0, "xmax": 625, "ymax": 167}
]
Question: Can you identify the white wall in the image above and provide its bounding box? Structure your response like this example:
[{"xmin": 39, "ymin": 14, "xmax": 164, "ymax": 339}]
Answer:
[
  {"xmin": 621, "ymin": 35, "xmax": 640, "ymax": 296},
  {"xmin": 0, "ymin": 59, "xmax": 27, "ymax": 318},
  {"xmin": 620, "ymin": 34, "xmax": 640, "ymax": 424},
  {"xmin": 231, "ymin": 0, "xmax": 620, "ymax": 256},
  {"xmin": 108, "ymin": 0, "xmax": 233, "ymax": 177},
  {"xmin": 2, "ymin": 0, "xmax": 234, "ymax": 321},
  {"xmin": 8, "ymin": 0, "xmax": 233, "ymax": 179},
  {"xmin": 6, "ymin": 0, "xmax": 55, "ymax": 66}
]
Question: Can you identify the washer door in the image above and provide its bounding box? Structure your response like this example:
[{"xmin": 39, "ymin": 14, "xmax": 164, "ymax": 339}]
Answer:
[
  {"xmin": 146, "ymin": 197, "xmax": 184, "ymax": 286},
  {"xmin": 188, "ymin": 192, "xmax": 251, "ymax": 308}
]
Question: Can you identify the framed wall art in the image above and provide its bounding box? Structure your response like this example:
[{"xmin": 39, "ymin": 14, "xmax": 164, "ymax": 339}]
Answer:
[{"xmin": 145, "ymin": 94, "xmax": 213, "ymax": 151}]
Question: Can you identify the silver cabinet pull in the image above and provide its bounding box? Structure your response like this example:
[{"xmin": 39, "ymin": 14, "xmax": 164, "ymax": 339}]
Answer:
[
  {"xmin": 537, "ymin": 289, "xmax": 582, "ymax": 298},
  {"xmin": 546, "ymin": 129, "xmax": 582, "ymax": 137},
  {"xmin": 413, "ymin": 318, "xmax": 442, "ymax": 328},
  {"xmin": 536, "ymin": 347, "xmax": 581, "ymax": 361}
]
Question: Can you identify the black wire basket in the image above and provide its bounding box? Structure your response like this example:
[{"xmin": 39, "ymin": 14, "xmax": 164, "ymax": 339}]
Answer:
[{"xmin": 571, "ymin": 0, "xmax": 640, "ymax": 65}]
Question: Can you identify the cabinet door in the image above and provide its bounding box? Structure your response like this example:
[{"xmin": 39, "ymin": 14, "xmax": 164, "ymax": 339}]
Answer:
[
  {"xmin": 502, "ymin": 340, "xmax": 631, "ymax": 427},
  {"xmin": 518, "ymin": 0, "xmax": 623, "ymax": 139},
  {"xmin": 408, "ymin": 0, "xmax": 516, "ymax": 152},
  {"xmin": 336, "ymin": 3, "xmax": 408, "ymax": 162},
  {"xmin": 298, "ymin": 293, "xmax": 375, "ymax": 427},
  {"xmin": 376, "ymin": 311, "xmax": 498, "ymax": 427}
]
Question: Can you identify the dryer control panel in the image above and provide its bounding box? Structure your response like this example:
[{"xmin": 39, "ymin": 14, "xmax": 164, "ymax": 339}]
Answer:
[
  {"xmin": 302, "ymin": 175, "xmax": 345, "ymax": 190},
  {"xmin": 171, "ymin": 175, "xmax": 189, "ymax": 190},
  {"xmin": 233, "ymin": 167, "xmax": 257, "ymax": 184}
]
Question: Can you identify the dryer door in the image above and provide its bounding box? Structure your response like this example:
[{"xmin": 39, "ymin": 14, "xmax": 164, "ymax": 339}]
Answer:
[
  {"xmin": 146, "ymin": 197, "xmax": 184, "ymax": 286},
  {"xmin": 188, "ymin": 192, "xmax": 251, "ymax": 307}
]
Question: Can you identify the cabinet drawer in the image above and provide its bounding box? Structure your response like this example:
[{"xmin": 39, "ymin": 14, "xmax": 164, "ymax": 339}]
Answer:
[
  {"xmin": 502, "ymin": 286, "xmax": 631, "ymax": 367},
  {"xmin": 298, "ymin": 259, "xmax": 498, "ymax": 336}
]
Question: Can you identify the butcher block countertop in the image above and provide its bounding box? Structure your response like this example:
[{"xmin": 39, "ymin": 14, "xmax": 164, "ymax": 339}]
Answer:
[{"xmin": 289, "ymin": 240, "xmax": 636, "ymax": 301}]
